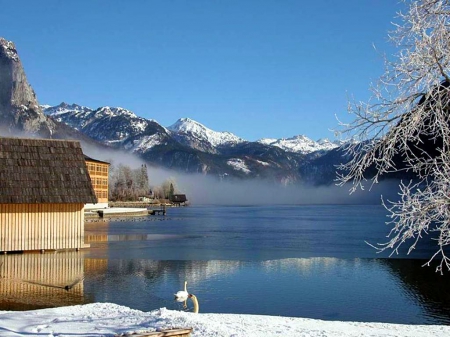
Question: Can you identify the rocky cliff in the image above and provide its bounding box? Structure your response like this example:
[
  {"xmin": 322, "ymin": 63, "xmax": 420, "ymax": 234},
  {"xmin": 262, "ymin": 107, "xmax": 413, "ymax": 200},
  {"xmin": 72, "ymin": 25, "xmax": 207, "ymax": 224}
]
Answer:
[{"xmin": 0, "ymin": 37, "xmax": 53, "ymax": 136}]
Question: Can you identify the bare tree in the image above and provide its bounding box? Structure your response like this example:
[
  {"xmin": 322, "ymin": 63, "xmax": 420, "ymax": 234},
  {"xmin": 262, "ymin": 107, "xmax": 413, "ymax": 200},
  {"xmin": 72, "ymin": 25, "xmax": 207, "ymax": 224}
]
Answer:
[
  {"xmin": 336, "ymin": 0, "xmax": 450, "ymax": 273},
  {"xmin": 152, "ymin": 186, "xmax": 164, "ymax": 200}
]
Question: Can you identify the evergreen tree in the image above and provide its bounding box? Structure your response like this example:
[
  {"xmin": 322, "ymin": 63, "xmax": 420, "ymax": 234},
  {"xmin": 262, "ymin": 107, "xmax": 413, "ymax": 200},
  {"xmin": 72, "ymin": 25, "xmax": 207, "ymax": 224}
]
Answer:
[{"xmin": 169, "ymin": 183, "xmax": 174, "ymax": 201}]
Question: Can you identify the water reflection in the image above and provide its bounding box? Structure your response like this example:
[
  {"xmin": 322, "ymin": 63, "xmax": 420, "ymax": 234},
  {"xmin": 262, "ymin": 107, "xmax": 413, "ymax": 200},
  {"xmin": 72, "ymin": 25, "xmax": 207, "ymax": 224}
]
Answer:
[
  {"xmin": 85, "ymin": 220, "xmax": 186, "ymax": 243},
  {"xmin": 0, "ymin": 252, "xmax": 92, "ymax": 310},
  {"xmin": 1, "ymin": 253, "xmax": 450, "ymax": 324},
  {"xmin": 379, "ymin": 259, "xmax": 450, "ymax": 323},
  {"xmin": 84, "ymin": 219, "xmax": 195, "ymax": 247}
]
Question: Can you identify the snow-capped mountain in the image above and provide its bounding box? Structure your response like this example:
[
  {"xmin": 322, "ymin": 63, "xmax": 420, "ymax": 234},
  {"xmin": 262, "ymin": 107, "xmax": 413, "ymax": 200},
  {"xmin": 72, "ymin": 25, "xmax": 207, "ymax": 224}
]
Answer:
[
  {"xmin": 43, "ymin": 103, "xmax": 94, "ymax": 130},
  {"xmin": 44, "ymin": 103, "xmax": 169, "ymax": 148},
  {"xmin": 44, "ymin": 103, "xmax": 344, "ymax": 158},
  {"xmin": 41, "ymin": 102, "xmax": 354, "ymax": 183},
  {"xmin": 167, "ymin": 118, "xmax": 245, "ymax": 154},
  {"xmin": 257, "ymin": 135, "xmax": 341, "ymax": 154},
  {"xmin": 42, "ymin": 103, "xmax": 310, "ymax": 181}
]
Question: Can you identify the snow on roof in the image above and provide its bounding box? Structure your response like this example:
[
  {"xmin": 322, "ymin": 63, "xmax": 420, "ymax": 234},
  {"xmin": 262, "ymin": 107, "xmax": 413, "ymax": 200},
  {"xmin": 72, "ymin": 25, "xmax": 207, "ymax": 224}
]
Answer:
[{"xmin": 0, "ymin": 302, "xmax": 448, "ymax": 337}]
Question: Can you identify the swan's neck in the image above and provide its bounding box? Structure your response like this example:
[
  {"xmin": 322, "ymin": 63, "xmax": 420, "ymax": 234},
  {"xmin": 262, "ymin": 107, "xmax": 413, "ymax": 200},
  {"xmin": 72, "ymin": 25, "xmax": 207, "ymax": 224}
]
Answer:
[
  {"xmin": 190, "ymin": 294, "xmax": 199, "ymax": 313},
  {"xmin": 184, "ymin": 281, "xmax": 187, "ymax": 292}
]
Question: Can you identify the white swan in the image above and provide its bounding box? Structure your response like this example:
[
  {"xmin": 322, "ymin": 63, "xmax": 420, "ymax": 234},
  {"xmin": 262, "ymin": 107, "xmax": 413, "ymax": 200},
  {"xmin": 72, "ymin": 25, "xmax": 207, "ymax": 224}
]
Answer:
[
  {"xmin": 188, "ymin": 294, "xmax": 199, "ymax": 314},
  {"xmin": 174, "ymin": 281, "xmax": 200, "ymax": 313},
  {"xmin": 174, "ymin": 281, "xmax": 189, "ymax": 304}
]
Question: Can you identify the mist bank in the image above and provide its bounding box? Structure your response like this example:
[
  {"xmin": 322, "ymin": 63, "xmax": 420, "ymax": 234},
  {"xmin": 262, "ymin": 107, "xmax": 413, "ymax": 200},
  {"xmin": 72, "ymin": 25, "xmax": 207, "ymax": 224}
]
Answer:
[
  {"xmin": 0, "ymin": 129, "xmax": 394, "ymax": 206},
  {"xmin": 175, "ymin": 175, "xmax": 400, "ymax": 205},
  {"xmin": 83, "ymin": 146, "xmax": 400, "ymax": 206}
]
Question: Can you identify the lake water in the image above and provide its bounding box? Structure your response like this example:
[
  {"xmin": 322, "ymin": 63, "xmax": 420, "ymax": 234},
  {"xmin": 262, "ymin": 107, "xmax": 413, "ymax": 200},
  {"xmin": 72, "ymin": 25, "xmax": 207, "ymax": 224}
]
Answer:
[{"xmin": 1, "ymin": 205, "xmax": 450, "ymax": 325}]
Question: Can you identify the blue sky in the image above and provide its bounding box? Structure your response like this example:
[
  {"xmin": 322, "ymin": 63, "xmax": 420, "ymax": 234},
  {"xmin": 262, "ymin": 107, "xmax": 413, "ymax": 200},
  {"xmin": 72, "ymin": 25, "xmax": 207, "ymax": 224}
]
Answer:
[{"xmin": 1, "ymin": 1, "xmax": 403, "ymax": 141}]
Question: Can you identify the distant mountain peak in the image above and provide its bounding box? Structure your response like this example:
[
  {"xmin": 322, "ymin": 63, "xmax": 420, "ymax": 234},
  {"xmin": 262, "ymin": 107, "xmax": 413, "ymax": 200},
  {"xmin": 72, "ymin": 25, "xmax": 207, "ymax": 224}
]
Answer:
[
  {"xmin": 169, "ymin": 117, "xmax": 209, "ymax": 131},
  {"xmin": 179, "ymin": 117, "xmax": 195, "ymax": 123},
  {"xmin": 167, "ymin": 117, "xmax": 245, "ymax": 153},
  {"xmin": 95, "ymin": 106, "xmax": 136, "ymax": 117},
  {"xmin": 0, "ymin": 37, "xmax": 19, "ymax": 61},
  {"xmin": 257, "ymin": 134, "xmax": 339, "ymax": 154}
]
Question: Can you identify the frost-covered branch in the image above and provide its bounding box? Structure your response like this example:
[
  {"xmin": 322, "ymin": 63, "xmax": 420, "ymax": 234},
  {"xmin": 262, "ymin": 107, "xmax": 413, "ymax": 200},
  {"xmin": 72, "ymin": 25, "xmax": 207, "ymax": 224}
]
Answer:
[{"xmin": 336, "ymin": 0, "xmax": 450, "ymax": 272}]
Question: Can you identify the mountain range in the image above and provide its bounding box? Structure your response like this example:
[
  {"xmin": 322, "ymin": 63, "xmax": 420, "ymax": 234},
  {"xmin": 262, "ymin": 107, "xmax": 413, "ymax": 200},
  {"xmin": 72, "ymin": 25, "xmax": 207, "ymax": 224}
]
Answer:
[
  {"xmin": 41, "ymin": 102, "xmax": 347, "ymax": 183},
  {"xmin": 42, "ymin": 102, "xmax": 342, "ymax": 154},
  {"xmin": 0, "ymin": 37, "xmax": 345, "ymax": 184}
]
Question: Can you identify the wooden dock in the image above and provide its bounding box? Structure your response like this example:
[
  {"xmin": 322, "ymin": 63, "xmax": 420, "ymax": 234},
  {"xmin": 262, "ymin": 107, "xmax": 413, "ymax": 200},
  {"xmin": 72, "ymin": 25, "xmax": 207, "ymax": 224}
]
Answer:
[
  {"xmin": 148, "ymin": 204, "xmax": 166, "ymax": 216},
  {"xmin": 148, "ymin": 209, "xmax": 166, "ymax": 215},
  {"xmin": 97, "ymin": 208, "xmax": 149, "ymax": 218},
  {"xmin": 117, "ymin": 328, "xmax": 192, "ymax": 337}
]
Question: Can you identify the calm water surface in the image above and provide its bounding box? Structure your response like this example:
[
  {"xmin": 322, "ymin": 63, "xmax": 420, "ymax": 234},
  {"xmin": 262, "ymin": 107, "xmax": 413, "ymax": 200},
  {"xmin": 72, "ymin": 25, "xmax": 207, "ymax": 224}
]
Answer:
[{"xmin": 1, "ymin": 205, "xmax": 449, "ymax": 325}]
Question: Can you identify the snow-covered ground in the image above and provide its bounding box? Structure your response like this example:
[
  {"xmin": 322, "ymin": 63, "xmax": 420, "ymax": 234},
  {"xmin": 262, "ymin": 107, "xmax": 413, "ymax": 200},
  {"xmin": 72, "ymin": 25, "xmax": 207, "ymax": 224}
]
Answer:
[{"xmin": 0, "ymin": 302, "xmax": 449, "ymax": 337}]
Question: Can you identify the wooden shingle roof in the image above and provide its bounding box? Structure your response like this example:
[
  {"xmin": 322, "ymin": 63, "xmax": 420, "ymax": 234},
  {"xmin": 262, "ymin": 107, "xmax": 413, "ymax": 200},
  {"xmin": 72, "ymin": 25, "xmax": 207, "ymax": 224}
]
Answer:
[
  {"xmin": 84, "ymin": 155, "xmax": 110, "ymax": 165},
  {"xmin": 0, "ymin": 137, "xmax": 97, "ymax": 204}
]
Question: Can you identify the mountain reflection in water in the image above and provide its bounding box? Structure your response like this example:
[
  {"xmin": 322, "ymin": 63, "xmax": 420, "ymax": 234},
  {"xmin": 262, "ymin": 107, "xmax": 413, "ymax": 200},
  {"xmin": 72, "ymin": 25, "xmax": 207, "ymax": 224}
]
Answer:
[
  {"xmin": 1, "ymin": 253, "xmax": 449, "ymax": 324},
  {"xmin": 1, "ymin": 205, "xmax": 449, "ymax": 324}
]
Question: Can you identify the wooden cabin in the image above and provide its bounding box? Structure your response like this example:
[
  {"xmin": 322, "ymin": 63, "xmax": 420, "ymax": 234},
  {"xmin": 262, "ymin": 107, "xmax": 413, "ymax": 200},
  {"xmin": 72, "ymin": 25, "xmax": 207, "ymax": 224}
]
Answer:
[
  {"xmin": 84, "ymin": 155, "xmax": 110, "ymax": 209},
  {"xmin": 0, "ymin": 137, "xmax": 97, "ymax": 253},
  {"xmin": 170, "ymin": 194, "xmax": 187, "ymax": 206}
]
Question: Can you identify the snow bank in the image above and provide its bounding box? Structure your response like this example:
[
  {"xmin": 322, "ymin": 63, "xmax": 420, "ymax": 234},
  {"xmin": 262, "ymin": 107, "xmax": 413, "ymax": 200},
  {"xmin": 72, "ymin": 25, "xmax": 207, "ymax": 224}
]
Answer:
[{"xmin": 0, "ymin": 303, "xmax": 449, "ymax": 337}]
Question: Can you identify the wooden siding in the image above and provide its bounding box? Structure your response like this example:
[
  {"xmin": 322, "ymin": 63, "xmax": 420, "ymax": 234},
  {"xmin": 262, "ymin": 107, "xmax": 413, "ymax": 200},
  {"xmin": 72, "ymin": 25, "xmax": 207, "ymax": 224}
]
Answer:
[
  {"xmin": 86, "ymin": 160, "xmax": 109, "ymax": 203},
  {"xmin": 0, "ymin": 203, "xmax": 88, "ymax": 252},
  {"xmin": 0, "ymin": 252, "xmax": 87, "ymax": 309}
]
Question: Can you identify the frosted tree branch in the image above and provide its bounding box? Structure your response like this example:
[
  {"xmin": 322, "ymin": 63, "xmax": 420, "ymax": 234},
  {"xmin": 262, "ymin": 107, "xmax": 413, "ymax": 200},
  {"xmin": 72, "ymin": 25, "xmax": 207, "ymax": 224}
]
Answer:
[{"xmin": 335, "ymin": 0, "xmax": 450, "ymax": 273}]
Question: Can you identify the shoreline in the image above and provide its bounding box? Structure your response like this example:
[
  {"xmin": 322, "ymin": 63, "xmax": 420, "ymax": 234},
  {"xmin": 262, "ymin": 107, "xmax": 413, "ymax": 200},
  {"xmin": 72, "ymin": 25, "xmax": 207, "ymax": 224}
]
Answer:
[
  {"xmin": 108, "ymin": 201, "xmax": 189, "ymax": 208},
  {"xmin": 0, "ymin": 302, "xmax": 448, "ymax": 337},
  {"xmin": 84, "ymin": 201, "xmax": 188, "ymax": 220}
]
